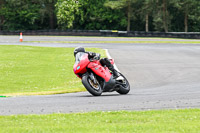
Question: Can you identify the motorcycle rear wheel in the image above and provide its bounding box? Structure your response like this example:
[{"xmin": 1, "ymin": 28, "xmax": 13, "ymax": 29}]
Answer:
[
  {"xmin": 82, "ymin": 74, "xmax": 102, "ymax": 96},
  {"xmin": 116, "ymin": 72, "xmax": 130, "ymax": 94}
]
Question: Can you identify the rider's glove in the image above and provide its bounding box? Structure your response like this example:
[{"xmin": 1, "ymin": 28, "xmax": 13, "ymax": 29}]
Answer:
[
  {"xmin": 88, "ymin": 52, "xmax": 96, "ymax": 57},
  {"xmin": 94, "ymin": 53, "xmax": 101, "ymax": 60},
  {"xmin": 88, "ymin": 52, "xmax": 101, "ymax": 60}
]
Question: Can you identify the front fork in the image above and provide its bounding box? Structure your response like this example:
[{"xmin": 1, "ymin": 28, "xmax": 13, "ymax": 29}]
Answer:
[{"xmin": 88, "ymin": 72, "xmax": 98, "ymax": 84}]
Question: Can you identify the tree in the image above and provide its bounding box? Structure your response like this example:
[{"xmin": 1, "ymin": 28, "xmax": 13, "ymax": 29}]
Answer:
[
  {"xmin": 152, "ymin": 0, "xmax": 180, "ymax": 32},
  {"xmin": 189, "ymin": 1, "xmax": 200, "ymax": 32},
  {"xmin": 104, "ymin": 0, "xmax": 137, "ymax": 31},
  {"xmin": 178, "ymin": 0, "xmax": 199, "ymax": 32},
  {"xmin": 0, "ymin": 0, "xmax": 5, "ymax": 30},
  {"xmin": 56, "ymin": 0, "xmax": 79, "ymax": 29},
  {"xmin": 0, "ymin": 0, "xmax": 200, "ymax": 32},
  {"xmin": 0, "ymin": 0, "xmax": 42, "ymax": 30},
  {"xmin": 76, "ymin": 0, "xmax": 126, "ymax": 30},
  {"xmin": 39, "ymin": 0, "xmax": 57, "ymax": 29},
  {"xmin": 140, "ymin": 0, "xmax": 156, "ymax": 32}
]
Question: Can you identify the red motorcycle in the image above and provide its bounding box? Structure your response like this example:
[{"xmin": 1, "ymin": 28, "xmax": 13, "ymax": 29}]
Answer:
[{"xmin": 73, "ymin": 52, "xmax": 130, "ymax": 96}]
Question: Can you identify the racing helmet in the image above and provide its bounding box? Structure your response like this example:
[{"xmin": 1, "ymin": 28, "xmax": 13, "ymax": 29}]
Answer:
[{"xmin": 74, "ymin": 47, "xmax": 85, "ymax": 57}]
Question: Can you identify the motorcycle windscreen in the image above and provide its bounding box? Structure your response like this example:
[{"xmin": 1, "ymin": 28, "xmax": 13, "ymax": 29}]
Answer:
[
  {"xmin": 75, "ymin": 52, "xmax": 85, "ymax": 64},
  {"xmin": 74, "ymin": 52, "xmax": 90, "ymax": 74}
]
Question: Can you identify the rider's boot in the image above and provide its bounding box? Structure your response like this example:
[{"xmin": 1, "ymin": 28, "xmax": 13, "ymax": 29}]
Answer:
[
  {"xmin": 108, "ymin": 64, "xmax": 119, "ymax": 78},
  {"xmin": 105, "ymin": 58, "xmax": 119, "ymax": 78},
  {"xmin": 100, "ymin": 58, "xmax": 119, "ymax": 78}
]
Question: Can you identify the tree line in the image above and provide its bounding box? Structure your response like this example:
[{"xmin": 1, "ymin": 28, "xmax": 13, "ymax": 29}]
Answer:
[{"xmin": 0, "ymin": 0, "xmax": 200, "ymax": 32}]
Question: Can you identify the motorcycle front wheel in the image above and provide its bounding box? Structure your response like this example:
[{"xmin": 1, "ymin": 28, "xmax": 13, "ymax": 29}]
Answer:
[{"xmin": 82, "ymin": 74, "xmax": 103, "ymax": 96}]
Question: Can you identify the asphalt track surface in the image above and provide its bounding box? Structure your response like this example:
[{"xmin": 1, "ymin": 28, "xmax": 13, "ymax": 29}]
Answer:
[{"xmin": 0, "ymin": 36, "xmax": 200, "ymax": 115}]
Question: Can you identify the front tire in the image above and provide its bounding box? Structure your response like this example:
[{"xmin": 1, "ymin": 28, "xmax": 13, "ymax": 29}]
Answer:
[{"xmin": 82, "ymin": 74, "xmax": 102, "ymax": 96}]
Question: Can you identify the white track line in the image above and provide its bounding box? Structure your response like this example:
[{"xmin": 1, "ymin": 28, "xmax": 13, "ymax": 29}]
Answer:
[{"xmin": 105, "ymin": 49, "xmax": 120, "ymax": 72}]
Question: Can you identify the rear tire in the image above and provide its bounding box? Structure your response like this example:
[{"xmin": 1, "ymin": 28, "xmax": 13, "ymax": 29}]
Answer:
[
  {"xmin": 82, "ymin": 74, "xmax": 102, "ymax": 96},
  {"xmin": 116, "ymin": 72, "xmax": 130, "ymax": 94}
]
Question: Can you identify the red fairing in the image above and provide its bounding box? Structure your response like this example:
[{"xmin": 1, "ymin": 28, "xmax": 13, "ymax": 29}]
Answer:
[
  {"xmin": 109, "ymin": 59, "xmax": 114, "ymax": 65},
  {"xmin": 73, "ymin": 54, "xmax": 90, "ymax": 75},
  {"xmin": 73, "ymin": 53, "xmax": 112, "ymax": 82},
  {"xmin": 87, "ymin": 60, "xmax": 112, "ymax": 82}
]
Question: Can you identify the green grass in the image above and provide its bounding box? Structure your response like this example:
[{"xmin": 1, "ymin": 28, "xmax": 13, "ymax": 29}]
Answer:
[
  {"xmin": 24, "ymin": 40, "xmax": 200, "ymax": 44},
  {"xmin": 0, "ymin": 109, "xmax": 199, "ymax": 133},
  {"xmin": 0, "ymin": 45, "xmax": 106, "ymax": 96},
  {"xmin": 18, "ymin": 35, "xmax": 200, "ymax": 40}
]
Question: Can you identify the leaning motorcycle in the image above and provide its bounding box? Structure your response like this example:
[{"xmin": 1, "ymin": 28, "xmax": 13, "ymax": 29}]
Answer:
[{"xmin": 73, "ymin": 52, "xmax": 130, "ymax": 96}]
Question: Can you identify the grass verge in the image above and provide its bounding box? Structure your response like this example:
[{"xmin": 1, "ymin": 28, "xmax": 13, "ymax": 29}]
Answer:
[
  {"xmin": 0, "ymin": 45, "xmax": 106, "ymax": 96},
  {"xmin": 18, "ymin": 35, "xmax": 200, "ymax": 40},
  {"xmin": 0, "ymin": 109, "xmax": 199, "ymax": 133},
  {"xmin": 24, "ymin": 40, "xmax": 200, "ymax": 44}
]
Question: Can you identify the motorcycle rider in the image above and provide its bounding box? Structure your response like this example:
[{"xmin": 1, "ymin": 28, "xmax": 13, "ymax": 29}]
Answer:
[{"xmin": 74, "ymin": 47, "xmax": 118, "ymax": 77}]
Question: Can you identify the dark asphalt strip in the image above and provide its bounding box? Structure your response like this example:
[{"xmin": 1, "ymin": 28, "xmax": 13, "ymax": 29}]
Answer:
[{"xmin": 0, "ymin": 37, "xmax": 200, "ymax": 115}]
